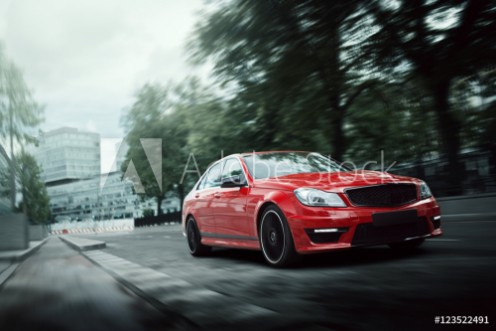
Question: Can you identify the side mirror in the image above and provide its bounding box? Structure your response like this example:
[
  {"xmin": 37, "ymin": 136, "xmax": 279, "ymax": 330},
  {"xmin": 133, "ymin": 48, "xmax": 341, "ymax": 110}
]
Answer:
[{"xmin": 220, "ymin": 175, "xmax": 246, "ymax": 188}]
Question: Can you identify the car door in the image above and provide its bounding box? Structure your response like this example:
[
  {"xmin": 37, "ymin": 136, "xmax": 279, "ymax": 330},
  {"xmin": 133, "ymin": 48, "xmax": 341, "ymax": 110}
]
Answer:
[
  {"xmin": 213, "ymin": 158, "xmax": 252, "ymax": 239},
  {"xmin": 192, "ymin": 162, "xmax": 222, "ymax": 234}
]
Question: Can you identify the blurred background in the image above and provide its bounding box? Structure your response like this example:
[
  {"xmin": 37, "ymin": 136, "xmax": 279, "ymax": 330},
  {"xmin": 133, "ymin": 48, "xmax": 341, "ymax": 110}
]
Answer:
[{"xmin": 0, "ymin": 0, "xmax": 495, "ymax": 219}]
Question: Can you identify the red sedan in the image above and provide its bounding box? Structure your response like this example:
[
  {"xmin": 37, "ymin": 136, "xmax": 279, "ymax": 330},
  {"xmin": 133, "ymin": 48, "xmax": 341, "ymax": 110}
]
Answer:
[{"xmin": 182, "ymin": 151, "xmax": 442, "ymax": 267}]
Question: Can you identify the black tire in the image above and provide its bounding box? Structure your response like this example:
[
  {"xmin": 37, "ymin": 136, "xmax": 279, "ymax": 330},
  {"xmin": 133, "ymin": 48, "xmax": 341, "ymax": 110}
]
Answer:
[
  {"xmin": 186, "ymin": 217, "xmax": 212, "ymax": 256},
  {"xmin": 388, "ymin": 238, "xmax": 425, "ymax": 250},
  {"xmin": 259, "ymin": 205, "xmax": 299, "ymax": 267}
]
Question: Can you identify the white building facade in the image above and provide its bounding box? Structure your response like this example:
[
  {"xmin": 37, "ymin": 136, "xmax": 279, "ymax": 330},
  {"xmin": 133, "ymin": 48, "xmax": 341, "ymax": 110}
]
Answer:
[
  {"xmin": 48, "ymin": 172, "xmax": 142, "ymax": 222},
  {"xmin": 34, "ymin": 127, "xmax": 178, "ymax": 222},
  {"xmin": 33, "ymin": 127, "xmax": 100, "ymax": 184}
]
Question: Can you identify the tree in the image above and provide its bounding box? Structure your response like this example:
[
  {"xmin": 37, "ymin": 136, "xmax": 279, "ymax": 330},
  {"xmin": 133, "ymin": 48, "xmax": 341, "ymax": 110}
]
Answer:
[
  {"xmin": 189, "ymin": 0, "xmax": 376, "ymax": 159},
  {"xmin": 368, "ymin": 0, "xmax": 496, "ymax": 194},
  {"xmin": 0, "ymin": 143, "xmax": 11, "ymax": 209},
  {"xmin": 0, "ymin": 46, "xmax": 44, "ymax": 208},
  {"xmin": 176, "ymin": 78, "xmax": 247, "ymax": 168},
  {"xmin": 121, "ymin": 84, "xmax": 189, "ymax": 215},
  {"xmin": 345, "ymin": 77, "xmax": 439, "ymax": 175},
  {"xmin": 0, "ymin": 151, "xmax": 51, "ymax": 223}
]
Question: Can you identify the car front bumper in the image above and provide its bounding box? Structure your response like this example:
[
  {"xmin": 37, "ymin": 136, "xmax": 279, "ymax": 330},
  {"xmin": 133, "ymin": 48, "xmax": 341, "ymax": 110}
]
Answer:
[{"xmin": 285, "ymin": 197, "xmax": 442, "ymax": 254}]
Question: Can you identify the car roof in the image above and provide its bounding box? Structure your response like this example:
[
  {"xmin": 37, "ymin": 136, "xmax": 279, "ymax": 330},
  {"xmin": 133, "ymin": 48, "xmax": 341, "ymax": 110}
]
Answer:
[
  {"xmin": 207, "ymin": 151, "xmax": 320, "ymax": 167},
  {"xmin": 238, "ymin": 150, "xmax": 312, "ymax": 157}
]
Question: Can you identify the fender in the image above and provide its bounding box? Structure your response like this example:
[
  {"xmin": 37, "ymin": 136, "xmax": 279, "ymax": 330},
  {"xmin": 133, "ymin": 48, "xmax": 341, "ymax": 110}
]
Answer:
[{"xmin": 251, "ymin": 189, "xmax": 298, "ymax": 237}]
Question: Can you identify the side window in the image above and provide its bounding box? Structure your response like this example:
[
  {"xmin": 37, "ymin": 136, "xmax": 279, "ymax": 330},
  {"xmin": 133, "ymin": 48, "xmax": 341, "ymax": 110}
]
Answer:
[
  {"xmin": 221, "ymin": 158, "xmax": 246, "ymax": 182},
  {"xmin": 196, "ymin": 173, "xmax": 208, "ymax": 190},
  {"xmin": 202, "ymin": 162, "xmax": 222, "ymax": 189}
]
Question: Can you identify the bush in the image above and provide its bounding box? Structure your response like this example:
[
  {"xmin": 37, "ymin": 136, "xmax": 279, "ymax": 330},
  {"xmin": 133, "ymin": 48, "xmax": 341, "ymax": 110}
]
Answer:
[
  {"xmin": 142, "ymin": 209, "xmax": 155, "ymax": 217},
  {"xmin": 134, "ymin": 212, "xmax": 181, "ymax": 227}
]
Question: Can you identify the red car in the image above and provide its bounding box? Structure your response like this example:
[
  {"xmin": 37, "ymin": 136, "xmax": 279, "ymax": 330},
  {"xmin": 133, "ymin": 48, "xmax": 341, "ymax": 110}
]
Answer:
[{"xmin": 182, "ymin": 151, "xmax": 442, "ymax": 267}]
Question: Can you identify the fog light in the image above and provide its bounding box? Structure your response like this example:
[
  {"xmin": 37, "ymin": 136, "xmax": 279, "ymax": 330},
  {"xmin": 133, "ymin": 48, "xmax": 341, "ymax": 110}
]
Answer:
[
  {"xmin": 314, "ymin": 228, "xmax": 339, "ymax": 233},
  {"xmin": 305, "ymin": 228, "xmax": 348, "ymax": 243},
  {"xmin": 314, "ymin": 228, "xmax": 348, "ymax": 233},
  {"xmin": 431, "ymin": 215, "xmax": 441, "ymax": 229}
]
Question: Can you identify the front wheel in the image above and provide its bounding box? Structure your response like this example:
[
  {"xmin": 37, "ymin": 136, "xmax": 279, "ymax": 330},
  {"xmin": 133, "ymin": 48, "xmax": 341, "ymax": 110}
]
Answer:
[
  {"xmin": 259, "ymin": 205, "xmax": 299, "ymax": 267},
  {"xmin": 186, "ymin": 217, "xmax": 211, "ymax": 256}
]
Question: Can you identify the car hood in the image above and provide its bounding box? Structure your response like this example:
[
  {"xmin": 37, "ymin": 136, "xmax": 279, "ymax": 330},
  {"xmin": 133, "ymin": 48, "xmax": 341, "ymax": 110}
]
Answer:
[{"xmin": 253, "ymin": 170, "xmax": 420, "ymax": 193}]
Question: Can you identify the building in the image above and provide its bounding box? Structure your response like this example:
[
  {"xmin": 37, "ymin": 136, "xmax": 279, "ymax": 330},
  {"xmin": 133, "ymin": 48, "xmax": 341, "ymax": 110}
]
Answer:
[
  {"xmin": 0, "ymin": 144, "xmax": 11, "ymax": 214},
  {"xmin": 33, "ymin": 127, "xmax": 177, "ymax": 221},
  {"xmin": 47, "ymin": 170, "xmax": 179, "ymax": 221},
  {"xmin": 33, "ymin": 127, "xmax": 100, "ymax": 185},
  {"xmin": 47, "ymin": 171, "xmax": 142, "ymax": 221}
]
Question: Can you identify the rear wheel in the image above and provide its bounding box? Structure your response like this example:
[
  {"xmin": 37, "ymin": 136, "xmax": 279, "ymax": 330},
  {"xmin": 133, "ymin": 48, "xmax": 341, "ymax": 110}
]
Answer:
[
  {"xmin": 388, "ymin": 238, "xmax": 425, "ymax": 250},
  {"xmin": 259, "ymin": 205, "xmax": 299, "ymax": 267},
  {"xmin": 186, "ymin": 217, "xmax": 211, "ymax": 256}
]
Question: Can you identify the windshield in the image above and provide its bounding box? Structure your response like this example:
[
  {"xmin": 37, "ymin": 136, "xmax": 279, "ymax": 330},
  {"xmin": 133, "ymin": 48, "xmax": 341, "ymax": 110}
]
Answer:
[{"xmin": 243, "ymin": 152, "xmax": 348, "ymax": 180}]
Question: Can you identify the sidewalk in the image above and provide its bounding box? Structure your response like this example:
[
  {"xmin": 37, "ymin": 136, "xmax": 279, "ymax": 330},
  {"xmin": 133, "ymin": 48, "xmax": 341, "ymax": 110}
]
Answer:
[
  {"xmin": 59, "ymin": 235, "xmax": 106, "ymax": 251},
  {"xmin": 0, "ymin": 238, "xmax": 190, "ymax": 331},
  {"xmin": 0, "ymin": 238, "xmax": 49, "ymax": 288},
  {"xmin": 0, "ymin": 238, "xmax": 48, "ymax": 263}
]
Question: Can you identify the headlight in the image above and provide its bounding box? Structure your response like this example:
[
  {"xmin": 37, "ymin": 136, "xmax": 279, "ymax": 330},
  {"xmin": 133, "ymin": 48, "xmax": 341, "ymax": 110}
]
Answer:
[
  {"xmin": 294, "ymin": 188, "xmax": 346, "ymax": 207},
  {"xmin": 420, "ymin": 181, "xmax": 432, "ymax": 200}
]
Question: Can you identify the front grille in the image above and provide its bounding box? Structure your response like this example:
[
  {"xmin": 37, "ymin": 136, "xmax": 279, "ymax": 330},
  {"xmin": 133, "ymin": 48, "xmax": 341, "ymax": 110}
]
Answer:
[
  {"xmin": 346, "ymin": 184, "xmax": 417, "ymax": 207},
  {"xmin": 352, "ymin": 217, "xmax": 429, "ymax": 246}
]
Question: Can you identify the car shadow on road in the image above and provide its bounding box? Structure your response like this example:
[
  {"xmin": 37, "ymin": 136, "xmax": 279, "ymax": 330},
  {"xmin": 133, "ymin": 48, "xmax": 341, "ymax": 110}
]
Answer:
[
  {"xmin": 207, "ymin": 248, "xmax": 267, "ymax": 265},
  {"xmin": 300, "ymin": 246, "xmax": 432, "ymax": 269},
  {"xmin": 206, "ymin": 246, "xmax": 432, "ymax": 269}
]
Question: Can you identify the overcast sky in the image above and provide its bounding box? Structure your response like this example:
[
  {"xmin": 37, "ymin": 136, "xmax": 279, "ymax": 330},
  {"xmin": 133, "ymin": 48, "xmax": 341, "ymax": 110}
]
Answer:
[{"xmin": 0, "ymin": 0, "xmax": 210, "ymax": 172}]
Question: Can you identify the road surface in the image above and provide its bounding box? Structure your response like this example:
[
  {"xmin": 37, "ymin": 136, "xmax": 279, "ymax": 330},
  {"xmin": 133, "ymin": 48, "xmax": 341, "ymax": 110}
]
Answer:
[
  {"xmin": 0, "ymin": 238, "xmax": 191, "ymax": 331},
  {"xmin": 0, "ymin": 216, "xmax": 494, "ymax": 330}
]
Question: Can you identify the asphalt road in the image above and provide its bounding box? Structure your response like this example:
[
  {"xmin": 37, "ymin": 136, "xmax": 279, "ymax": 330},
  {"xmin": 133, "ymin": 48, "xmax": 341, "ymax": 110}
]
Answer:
[
  {"xmin": 0, "ymin": 238, "xmax": 190, "ymax": 331},
  {"xmin": 0, "ymin": 217, "xmax": 494, "ymax": 330},
  {"xmin": 84, "ymin": 217, "xmax": 496, "ymax": 330}
]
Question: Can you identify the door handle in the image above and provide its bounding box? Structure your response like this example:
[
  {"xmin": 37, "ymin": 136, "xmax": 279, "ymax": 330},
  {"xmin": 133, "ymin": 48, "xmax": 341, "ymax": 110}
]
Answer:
[
  {"xmin": 194, "ymin": 193, "xmax": 200, "ymax": 198},
  {"xmin": 214, "ymin": 192, "xmax": 221, "ymax": 198}
]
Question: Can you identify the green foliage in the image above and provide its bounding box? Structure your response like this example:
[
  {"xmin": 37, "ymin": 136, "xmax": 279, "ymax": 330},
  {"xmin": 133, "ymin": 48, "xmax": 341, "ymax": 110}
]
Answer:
[
  {"xmin": 0, "ymin": 45, "xmax": 44, "ymax": 207},
  {"xmin": 121, "ymin": 0, "xmax": 495, "ymax": 200},
  {"xmin": 189, "ymin": 0, "xmax": 377, "ymax": 159},
  {"xmin": 0, "ymin": 151, "xmax": 51, "ymax": 223},
  {"xmin": 368, "ymin": 0, "xmax": 496, "ymax": 192},
  {"xmin": 346, "ymin": 78, "xmax": 439, "ymax": 164},
  {"xmin": 0, "ymin": 46, "xmax": 44, "ymax": 149},
  {"xmin": 142, "ymin": 208, "xmax": 154, "ymax": 217},
  {"xmin": 121, "ymin": 83, "xmax": 190, "ymax": 214}
]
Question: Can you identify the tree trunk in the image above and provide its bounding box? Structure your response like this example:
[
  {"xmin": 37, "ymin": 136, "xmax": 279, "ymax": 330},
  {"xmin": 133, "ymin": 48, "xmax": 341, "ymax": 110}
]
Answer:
[
  {"xmin": 432, "ymin": 81, "xmax": 463, "ymax": 195},
  {"xmin": 330, "ymin": 114, "xmax": 346, "ymax": 161},
  {"xmin": 177, "ymin": 184, "xmax": 185, "ymax": 214},
  {"xmin": 9, "ymin": 106, "xmax": 16, "ymax": 210},
  {"xmin": 156, "ymin": 196, "xmax": 163, "ymax": 216}
]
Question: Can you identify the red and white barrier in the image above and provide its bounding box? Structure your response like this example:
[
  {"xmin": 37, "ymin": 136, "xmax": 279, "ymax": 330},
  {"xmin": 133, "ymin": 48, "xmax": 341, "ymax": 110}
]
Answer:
[{"xmin": 50, "ymin": 219, "xmax": 134, "ymax": 235}]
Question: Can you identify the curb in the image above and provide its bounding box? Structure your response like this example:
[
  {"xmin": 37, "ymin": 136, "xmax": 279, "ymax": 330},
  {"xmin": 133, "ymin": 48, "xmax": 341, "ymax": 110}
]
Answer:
[
  {"xmin": 0, "ymin": 237, "xmax": 49, "ymax": 263},
  {"xmin": 81, "ymin": 250, "xmax": 324, "ymax": 331},
  {"xmin": 0, "ymin": 237, "xmax": 49, "ymax": 288},
  {"xmin": 59, "ymin": 236, "xmax": 106, "ymax": 252},
  {"xmin": 83, "ymin": 251, "xmax": 199, "ymax": 330},
  {"xmin": 0, "ymin": 263, "xmax": 19, "ymax": 288}
]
